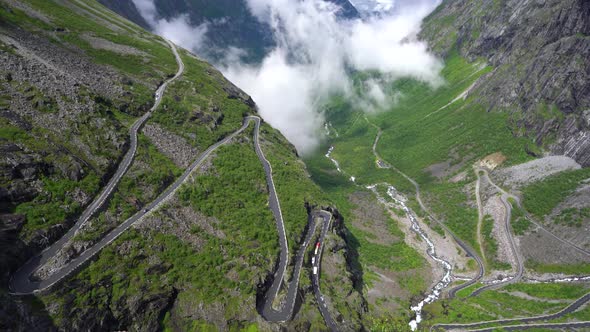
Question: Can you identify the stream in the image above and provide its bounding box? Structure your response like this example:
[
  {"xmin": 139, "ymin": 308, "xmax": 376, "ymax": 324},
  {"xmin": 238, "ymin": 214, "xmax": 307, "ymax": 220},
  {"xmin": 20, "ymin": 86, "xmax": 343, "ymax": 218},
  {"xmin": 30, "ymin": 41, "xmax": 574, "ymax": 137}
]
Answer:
[
  {"xmin": 366, "ymin": 184, "xmax": 453, "ymax": 331},
  {"xmin": 325, "ymin": 146, "xmax": 343, "ymax": 173},
  {"xmin": 325, "ymin": 144, "xmax": 453, "ymax": 331}
]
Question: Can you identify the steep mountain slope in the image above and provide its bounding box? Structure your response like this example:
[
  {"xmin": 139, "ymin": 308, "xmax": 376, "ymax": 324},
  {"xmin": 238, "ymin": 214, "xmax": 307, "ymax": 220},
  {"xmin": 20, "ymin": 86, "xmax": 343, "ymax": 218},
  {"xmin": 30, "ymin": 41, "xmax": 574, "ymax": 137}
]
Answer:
[
  {"xmin": 98, "ymin": 0, "xmax": 360, "ymax": 62},
  {"xmin": 1, "ymin": 0, "xmax": 176, "ymax": 283},
  {"xmin": 421, "ymin": 0, "xmax": 590, "ymax": 166},
  {"xmin": 0, "ymin": 0, "xmax": 362, "ymax": 331}
]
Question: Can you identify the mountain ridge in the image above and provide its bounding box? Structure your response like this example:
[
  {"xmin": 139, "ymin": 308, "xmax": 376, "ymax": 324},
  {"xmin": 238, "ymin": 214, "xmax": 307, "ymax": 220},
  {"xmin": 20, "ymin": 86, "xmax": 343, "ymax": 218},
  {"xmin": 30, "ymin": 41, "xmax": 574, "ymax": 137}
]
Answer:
[{"xmin": 98, "ymin": 0, "xmax": 360, "ymax": 62}]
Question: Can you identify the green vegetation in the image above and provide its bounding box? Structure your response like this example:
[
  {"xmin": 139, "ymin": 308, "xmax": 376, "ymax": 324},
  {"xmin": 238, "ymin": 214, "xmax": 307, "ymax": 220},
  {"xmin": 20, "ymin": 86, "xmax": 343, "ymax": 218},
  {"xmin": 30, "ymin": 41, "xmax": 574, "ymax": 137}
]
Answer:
[
  {"xmin": 0, "ymin": 0, "xmax": 187, "ymax": 241},
  {"xmin": 178, "ymin": 133, "xmax": 279, "ymax": 265},
  {"xmin": 152, "ymin": 49, "xmax": 251, "ymax": 150},
  {"xmin": 554, "ymin": 207, "xmax": 589, "ymax": 228},
  {"xmin": 504, "ymin": 283, "xmax": 590, "ymax": 300},
  {"xmin": 162, "ymin": 313, "xmax": 259, "ymax": 332},
  {"xmin": 74, "ymin": 134, "xmax": 181, "ymax": 242},
  {"xmin": 21, "ymin": 0, "xmax": 176, "ymax": 83},
  {"xmin": 526, "ymin": 260, "xmax": 590, "ymax": 275},
  {"xmin": 510, "ymin": 200, "xmax": 532, "ymax": 236},
  {"xmin": 2, "ymin": 0, "xmax": 340, "ymax": 329},
  {"xmin": 454, "ymin": 282, "xmax": 484, "ymax": 298},
  {"xmin": 307, "ymin": 51, "xmax": 532, "ymax": 260},
  {"xmin": 425, "ymin": 180, "xmax": 480, "ymax": 251},
  {"xmin": 557, "ymin": 303, "xmax": 590, "ymax": 323},
  {"xmin": 327, "ymin": 185, "xmax": 426, "ymax": 277},
  {"xmin": 348, "ymin": 227, "xmax": 424, "ymax": 272},
  {"xmin": 304, "ymin": 97, "xmax": 415, "ymax": 194},
  {"xmin": 259, "ymin": 123, "xmax": 331, "ymax": 253},
  {"xmin": 15, "ymin": 173, "xmax": 100, "ymax": 235},
  {"xmin": 303, "ymin": 49, "xmax": 542, "ymax": 327},
  {"xmin": 522, "ymin": 168, "xmax": 590, "ymax": 218},
  {"xmin": 108, "ymin": 134, "xmax": 181, "ymax": 219},
  {"xmin": 43, "ymin": 133, "xmax": 294, "ymax": 326},
  {"xmin": 368, "ymin": 317, "xmax": 413, "ymax": 332}
]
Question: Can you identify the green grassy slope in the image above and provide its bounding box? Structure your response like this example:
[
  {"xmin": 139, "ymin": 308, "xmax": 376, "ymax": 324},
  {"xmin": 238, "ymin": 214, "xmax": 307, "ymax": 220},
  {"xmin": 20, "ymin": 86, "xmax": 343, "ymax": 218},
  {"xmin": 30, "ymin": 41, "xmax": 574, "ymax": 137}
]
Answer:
[
  {"xmin": 151, "ymin": 49, "xmax": 253, "ymax": 150},
  {"xmin": 522, "ymin": 168, "xmax": 590, "ymax": 218}
]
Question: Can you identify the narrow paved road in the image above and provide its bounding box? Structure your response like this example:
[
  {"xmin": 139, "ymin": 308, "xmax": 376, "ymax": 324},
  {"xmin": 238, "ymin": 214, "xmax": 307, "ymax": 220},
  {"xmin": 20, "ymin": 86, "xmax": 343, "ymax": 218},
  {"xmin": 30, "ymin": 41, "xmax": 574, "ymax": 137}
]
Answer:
[
  {"xmin": 9, "ymin": 39, "xmax": 184, "ymax": 294},
  {"xmin": 254, "ymin": 116, "xmax": 320, "ymax": 323},
  {"xmin": 259, "ymin": 197, "xmax": 335, "ymax": 324},
  {"xmin": 469, "ymin": 168, "xmax": 590, "ymax": 296},
  {"xmin": 413, "ymin": 173, "xmax": 485, "ymax": 298},
  {"xmin": 430, "ymin": 290, "xmax": 590, "ymax": 331},
  {"xmin": 466, "ymin": 321, "xmax": 590, "ymax": 331},
  {"xmin": 10, "ymin": 115, "xmax": 255, "ymax": 294},
  {"xmin": 470, "ymin": 170, "xmax": 524, "ymax": 296},
  {"xmin": 10, "ymin": 54, "xmax": 333, "ymax": 325},
  {"xmin": 311, "ymin": 211, "xmax": 338, "ymax": 331}
]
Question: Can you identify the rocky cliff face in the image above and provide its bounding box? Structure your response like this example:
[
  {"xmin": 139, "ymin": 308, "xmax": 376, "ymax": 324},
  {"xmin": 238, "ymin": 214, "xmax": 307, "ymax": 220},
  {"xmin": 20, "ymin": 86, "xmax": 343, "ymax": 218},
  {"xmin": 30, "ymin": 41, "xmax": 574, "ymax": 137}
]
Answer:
[{"xmin": 421, "ymin": 0, "xmax": 590, "ymax": 166}]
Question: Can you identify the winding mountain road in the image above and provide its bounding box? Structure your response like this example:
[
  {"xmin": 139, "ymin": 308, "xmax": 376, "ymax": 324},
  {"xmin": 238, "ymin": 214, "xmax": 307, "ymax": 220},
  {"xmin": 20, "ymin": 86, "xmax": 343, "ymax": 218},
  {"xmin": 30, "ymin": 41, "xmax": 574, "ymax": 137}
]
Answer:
[
  {"xmin": 10, "ymin": 36, "xmax": 334, "ymax": 326},
  {"xmin": 259, "ymin": 201, "xmax": 336, "ymax": 325},
  {"xmin": 311, "ymin": 211, "xmax": 338, "ymax": 331},
  {"xmin": 9, "ymin": 39, "xmax": 184, "ymax": 295},
  {"xmin": 466, "ymin": 321, "xmax": 590, "ymax": 331},
  {"xmin": 9, "ymin": 114, "xmax": 257, "ymax": 294},
  {"xmin": 469, "ymin": 168, "xmax": 590, "ymax": 296},
  {"xmin": 255, "ymin": 117, "xmax": 336, "ymax": 324},
  {"xmin": 413, "ymin": 171, "xmax": 485, "ymax": 298},
  {"xmin": 12, "ymin": 110, "xmax": 334, "ymax": 328},
  {"xmin": 470, "ymin": 169, "xmax": 524, "ymax": 296}
]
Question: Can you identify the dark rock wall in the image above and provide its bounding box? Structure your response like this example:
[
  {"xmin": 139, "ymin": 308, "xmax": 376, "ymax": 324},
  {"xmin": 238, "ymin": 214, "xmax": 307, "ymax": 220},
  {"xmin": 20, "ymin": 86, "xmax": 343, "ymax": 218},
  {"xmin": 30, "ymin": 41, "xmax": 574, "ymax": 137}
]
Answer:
[{"xmin": 421, "ymin": 0, "xmax": 590, "ymax": 165}]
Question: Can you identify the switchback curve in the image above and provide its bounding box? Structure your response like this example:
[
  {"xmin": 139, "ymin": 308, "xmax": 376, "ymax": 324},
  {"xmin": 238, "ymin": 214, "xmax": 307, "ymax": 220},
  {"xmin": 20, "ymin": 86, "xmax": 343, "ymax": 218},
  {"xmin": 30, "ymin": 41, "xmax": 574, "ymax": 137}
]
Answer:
[{"xmin": 9, "ymin": 39, "xmax": 185, "ymax": 294}]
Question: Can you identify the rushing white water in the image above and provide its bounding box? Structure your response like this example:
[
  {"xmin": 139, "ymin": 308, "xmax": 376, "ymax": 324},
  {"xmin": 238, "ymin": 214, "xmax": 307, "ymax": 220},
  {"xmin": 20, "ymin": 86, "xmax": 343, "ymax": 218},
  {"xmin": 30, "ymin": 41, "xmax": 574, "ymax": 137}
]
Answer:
[
  {"xmin": 324, "ymin": 122, "xmax": 340, "ymax": 138},
  {"xmin": 484, "ymin": 276, "xmax": 513, "ymax": 285},
  {"xmin": 366, "ymin": 184, "xmax": 453, "ymax": 331},
  {"xmin": 325, "ymin": 146, "xmax": 343, "ymax": 173},
  {"xmin": 324, "ymin": 142, "xmax": 450, "ymax": 330}
]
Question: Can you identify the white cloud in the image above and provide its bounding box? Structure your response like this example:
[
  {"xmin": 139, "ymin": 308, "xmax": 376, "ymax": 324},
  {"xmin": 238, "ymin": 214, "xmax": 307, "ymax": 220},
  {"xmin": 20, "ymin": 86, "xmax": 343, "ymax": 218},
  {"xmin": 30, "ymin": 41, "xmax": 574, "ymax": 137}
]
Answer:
[
  {"xmin": 131, "ymin": 0, "xmax": 209, "ymax": 51},
  {"xmin": 222, "ymin": 0, "xmax": 442, "ymax": 154},
  {"xmin": 132, "ymin": 0, "xmax": 443, "ymax": 155}
]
